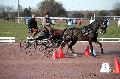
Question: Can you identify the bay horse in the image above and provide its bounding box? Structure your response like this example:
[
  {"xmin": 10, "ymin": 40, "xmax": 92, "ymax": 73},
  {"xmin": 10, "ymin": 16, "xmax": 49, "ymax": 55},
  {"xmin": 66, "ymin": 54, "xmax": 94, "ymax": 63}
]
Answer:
[{"xmin": 60, "ymin": 18, "xmax": 108, "ymax": 56}]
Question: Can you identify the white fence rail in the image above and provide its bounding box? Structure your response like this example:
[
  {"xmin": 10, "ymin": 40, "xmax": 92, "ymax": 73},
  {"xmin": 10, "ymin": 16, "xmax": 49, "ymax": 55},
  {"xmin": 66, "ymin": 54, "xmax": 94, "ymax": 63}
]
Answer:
[
  {"xmin": 0, "ymin": 37, "xmax": 15, "ymax": 43},
  {"xmin": 0, "ymin": 37, "xmax": 119, "ymax": 43},
  {"xmin": 98, "ymin": 38, "xmax": 120, "ymax": 42},
  {"xmin": 79, "ymin": 38, "xmax": 120, "ymax": 43}
]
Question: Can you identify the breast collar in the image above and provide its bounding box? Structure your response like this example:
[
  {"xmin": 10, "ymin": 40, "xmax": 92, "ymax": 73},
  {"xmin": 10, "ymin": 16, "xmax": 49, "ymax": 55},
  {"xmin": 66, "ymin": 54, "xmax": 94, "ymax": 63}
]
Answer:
[{"xmin": 81, "ymin": 26, "xmax": 91, "ymax": 36}]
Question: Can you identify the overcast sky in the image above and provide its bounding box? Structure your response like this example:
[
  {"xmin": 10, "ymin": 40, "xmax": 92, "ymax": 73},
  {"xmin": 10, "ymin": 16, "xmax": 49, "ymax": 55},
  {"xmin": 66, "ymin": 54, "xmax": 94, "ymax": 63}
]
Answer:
[{"xmin": 0, "ymin": 0, "xmax": 120, "ymax": 10}]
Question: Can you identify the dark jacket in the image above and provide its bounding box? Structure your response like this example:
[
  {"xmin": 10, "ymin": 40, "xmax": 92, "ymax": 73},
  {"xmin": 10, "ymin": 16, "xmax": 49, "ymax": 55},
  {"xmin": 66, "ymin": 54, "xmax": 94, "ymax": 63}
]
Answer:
[{"xmin": 28, "ymin": 18, "xmax": 38, "ymax": 29}]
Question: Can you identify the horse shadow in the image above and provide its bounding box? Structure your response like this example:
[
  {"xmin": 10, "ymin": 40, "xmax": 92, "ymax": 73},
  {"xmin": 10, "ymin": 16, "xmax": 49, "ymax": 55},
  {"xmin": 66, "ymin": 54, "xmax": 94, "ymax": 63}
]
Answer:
[
  {"xmin": 104, "ymin": 51, "xmax": 120, "ymax": 56},
  {"xmin": 64, "ymin": 52, "xmax": 90, "ymax": 58},
  {"xmin": 64, "ymin": 50, "xmax": 120, "ymax": 58}
]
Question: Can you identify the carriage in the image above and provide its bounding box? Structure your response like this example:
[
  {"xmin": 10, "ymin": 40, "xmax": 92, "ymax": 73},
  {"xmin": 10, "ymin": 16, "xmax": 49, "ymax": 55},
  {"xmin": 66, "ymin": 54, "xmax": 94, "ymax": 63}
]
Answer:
[{"xmin": 20, "ymin": 26, "xmax": 64, "ymax": 56}]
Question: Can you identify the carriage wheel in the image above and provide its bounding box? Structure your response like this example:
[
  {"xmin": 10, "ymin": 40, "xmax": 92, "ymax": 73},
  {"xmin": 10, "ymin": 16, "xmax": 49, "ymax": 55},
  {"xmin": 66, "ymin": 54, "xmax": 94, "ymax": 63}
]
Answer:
[
  {"xmin": 35, "ymin": 39, "xmax": 55, "ymax": 56},
  {"xmin": 20, "ymin": 40, "xmax": 30, "ymax": 49},
  {"xmin": 34, "ymin": 40, "xmax": 38, "ymax": 50},
  {"xmin": 43, "ymin": 39, "xmax": 56, "ymax": 56},
  {"xmin": 20, "ymin": 38, "xmax": 36, "ymax": 52}
]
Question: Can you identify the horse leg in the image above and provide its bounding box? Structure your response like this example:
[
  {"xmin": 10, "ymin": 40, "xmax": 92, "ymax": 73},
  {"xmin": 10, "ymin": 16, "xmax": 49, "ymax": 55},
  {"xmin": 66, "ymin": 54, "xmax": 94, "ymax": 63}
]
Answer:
[
  {"xmin": 96, "ymin": 41, "xmax": 103, "ymax": 54},
  {"xmin": 89, "ymin": 41, "xmax": 94, "ymax": 57},
  {"xmin": 68, "ymin": 39, "xmax": 77, "ymax": 54},
  {"xmin": 60, "ymin": 41, "xmax": 66, "ymax": 48},
  {"xmin": 60, "ymin": 41, "xmax": 67, "ymax": 54}
]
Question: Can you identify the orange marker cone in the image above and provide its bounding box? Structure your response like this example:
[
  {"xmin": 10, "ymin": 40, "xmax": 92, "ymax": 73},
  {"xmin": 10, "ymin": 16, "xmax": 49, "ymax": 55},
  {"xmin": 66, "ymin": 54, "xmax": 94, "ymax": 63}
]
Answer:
[
  {"xmin": 113, "ymin": 57, "xmax": 120, "ymax": 74},
  {"xmin": 58, "ymin": 47, "xmax": 64, "ymax": 58},
  {"xmin": 84, "ymin": 46, "xmax": 90, "ymax": 57},
  {"xmin": 52, "ymin": 50, "xmax": 59, "ymax": 59}
]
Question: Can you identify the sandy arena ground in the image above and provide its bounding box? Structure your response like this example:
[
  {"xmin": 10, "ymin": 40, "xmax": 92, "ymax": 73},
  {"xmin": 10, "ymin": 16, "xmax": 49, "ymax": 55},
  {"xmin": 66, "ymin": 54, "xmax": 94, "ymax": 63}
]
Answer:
[{"xmin": 0, "ymin": 42, "xmax": 120, "ymax": 79}]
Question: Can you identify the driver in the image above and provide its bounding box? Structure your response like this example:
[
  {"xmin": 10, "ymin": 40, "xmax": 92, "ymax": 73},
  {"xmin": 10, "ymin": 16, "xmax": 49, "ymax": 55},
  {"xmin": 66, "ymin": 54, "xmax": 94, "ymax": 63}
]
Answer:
[
  {"xmin": 42, "ymin": 11, "xmax": 53, "ymax": 38},
  {"xmin": 28, "ymin": 14, "xmax": 39, "ymax": 38}
]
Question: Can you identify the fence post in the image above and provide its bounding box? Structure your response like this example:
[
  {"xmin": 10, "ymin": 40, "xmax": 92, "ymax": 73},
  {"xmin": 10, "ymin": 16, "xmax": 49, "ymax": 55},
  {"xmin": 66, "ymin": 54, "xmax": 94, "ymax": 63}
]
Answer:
[
  {"xmin": 10, "ymin": 38, "xmax": 11, "ymax": 43},
  {"xmin": 102, "ymin": 38, "xmax": 103, "ymax": 42}
]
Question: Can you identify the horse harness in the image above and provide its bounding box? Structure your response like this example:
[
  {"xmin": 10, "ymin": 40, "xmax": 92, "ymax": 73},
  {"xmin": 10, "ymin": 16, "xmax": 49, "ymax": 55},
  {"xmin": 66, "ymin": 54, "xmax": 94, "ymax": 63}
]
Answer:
[
  {"xmin": 81, "ymin": 24, "xmax": 99, "ymax": 40},
  {"xmin": 80, "ymin": 26, "xmax": 91, "ymax": 37}
]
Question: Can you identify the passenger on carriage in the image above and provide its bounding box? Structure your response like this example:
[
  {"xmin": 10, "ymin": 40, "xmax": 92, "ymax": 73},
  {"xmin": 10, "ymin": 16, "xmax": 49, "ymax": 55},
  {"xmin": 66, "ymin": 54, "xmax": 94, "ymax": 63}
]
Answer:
[
  {"xmin": 28, "ymin": 14, "xmax": 39, "ymax": 38},
  {"xmin": 42, "ymin": 11, "xmax": 53, "ymax": 39}
]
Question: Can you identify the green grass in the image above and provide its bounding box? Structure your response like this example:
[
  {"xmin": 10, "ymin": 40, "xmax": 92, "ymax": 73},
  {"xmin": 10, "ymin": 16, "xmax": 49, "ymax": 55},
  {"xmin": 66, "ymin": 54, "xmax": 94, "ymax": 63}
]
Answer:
[
  {"xmin": 99, "ymin": 21, "xmax": 120, "ymax": 38},
  {"xmin": 0, "ymin": 21, "xmax": 28, "ymax": 42},
  {"xmin": 0, "ymin": 20, "xmax": 120, "ymax": 42}
]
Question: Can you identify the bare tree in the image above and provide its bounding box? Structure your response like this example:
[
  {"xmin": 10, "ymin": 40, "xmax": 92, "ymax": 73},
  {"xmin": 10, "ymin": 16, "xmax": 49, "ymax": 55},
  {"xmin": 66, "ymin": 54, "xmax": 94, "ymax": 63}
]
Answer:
[
  {"xmin": 86, "ymin": 12, "xmax": 94, "ymax": 19},
  {"xmin": 0, "ymin": 5, "xmax": 14, "ymax": 18},
  {"xmin": 72, "ymin": 12, "xmax": 84, "ymax": 18},
  {"xmin": 23, "ymin": 7, "xmax": 31, "ymax": 17},
  {"xmin": 97, "ymin": 10, "xmax": 108, "ymax": 16},
  {"xmin": 113, "ymin": 2, "xmax": 120, "ymax": 16},
  {"xmin": 37, "ymin": 0, "xmax": 67, "ymax": 17}
]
